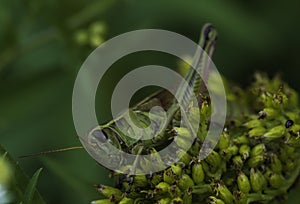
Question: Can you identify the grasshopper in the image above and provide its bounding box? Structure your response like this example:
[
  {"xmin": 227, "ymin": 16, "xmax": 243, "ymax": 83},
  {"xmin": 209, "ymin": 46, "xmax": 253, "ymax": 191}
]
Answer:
[{"xmin": 81, "ymin": 24, "xmax": 218, "ymax": 174}]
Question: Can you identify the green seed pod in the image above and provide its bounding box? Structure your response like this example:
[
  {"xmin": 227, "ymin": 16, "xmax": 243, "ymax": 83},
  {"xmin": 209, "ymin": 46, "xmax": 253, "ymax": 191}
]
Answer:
[
  {"xmin": 283, "ymin": 159, "xmax": 296, "ymax": 172},
  {"xmin": 178, "ymin": 174, "xmax": 194, "ymax": 191},
  {"xmin": 216, "ymin": 183, "xmax": 235, "ymax": 204},
  {"xmin": 171, "ymin": 164, "xmax": 183, "ymax": 178},
  {"xmin": 91, "ymin": 199, "xmax": 115, "ymax": 204},
  {"xmin": 247, "ymin": 155, "xmax": 264, "ymax": 168},
  {"xmin": 249, "ymin": 127, "xmax": 266, "ymax": 137},
  {"xmin": 244, "ymin": 119, "xmax": 262, "ymax": 129},
  {"xmin": 237, "ymin": 172, "xmax": 251, "ymax": 194},
  {"xmin": 192, "ymin": 162, "xmax": 205, "ymax": 184},
  {"xmin": 119, "ymin": 197, "xmax": 134, "ymax": 204},
  {"xmin": 264, "ymin": 125, "xmax": 286, "ymax": 140},
  {"xmin": 233, "ymin": 135, "xmax": 250, "ymax": 145},
  {"xmin": 133, "ymin": 175, "xmax": 148, "ymax": 187},
  {"xmin": 232, "ymin": 155, "xmax": 243, "ymax": 169},
  {"xmin": 220, "ymin": 145, "xmax": 239, "ymax": 161},
  {"xmin": 96, "ymin": 185, "xmax": 123, "ymax": 201},
  {"xmin": 163, "ymin": 168, "xmax": 176, "ymax": 184},
  {"xmin": 208, "ymin": 196, "xmax": 225, "ymax": 204},
  {"xmin": 171, "ymin": 197, "xmax": 183, "ymax": 204},
  {"xmin": 188, "ymin": 140, "xmax": 201, "ymax": 156},
  {"xmin": 250, "ymin": 144, "xmax": 266, "ymax": 157},
  {"xmin": 250, "ymin": 168, "xmax": 267, "ymax": 192},
  {"xmin": 259, "ymin": 108, "xmax": 278, "ymax": 119},
  {"xmin": 205, "ymin": 150, "xmax": 222, "ymax": 173},
  {"xmin": 217, "ymin": 132, "xmax": 230, "ymax": 150},
  {"xmin": 233, "ymin": 191, "xmax": 247, "ymax": 204},
  {"xmin": 158, "ymin": 198, "xmax": 171, "ymax": 204},
  {"xmin": 286, "ymin": 135, "xmax": 300, "ymax": 147},
  {"xmin": 239, "ymin": 144, "xmax": 251, "ymax": 160},
  {"xmin": 155, "ymin": 182, "xmax": 170, "ymax": 194},
  {"xmin": 270, "ymin": 154, "xmax": 282, "ymax": 173},
  {"xmin": 289, "ymin": 124, "xmax": 300, "ymax": 135},
  {"xmin": 177, "ymin": 149, "xmax": 192, "ymax": 166},
  {"xmin": 268, "ymin": 173, "xmax": 284, "ymax": 188},
  {"xmin": 182, "ymin": 189, "xmax": 192, "ymax": 204},
  {"xmin": 168, "ymin": 185, "xmax": 181, "ymax": 198}
]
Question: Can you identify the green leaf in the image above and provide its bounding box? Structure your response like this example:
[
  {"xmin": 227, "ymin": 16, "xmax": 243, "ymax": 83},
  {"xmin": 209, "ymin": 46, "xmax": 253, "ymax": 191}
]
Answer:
[
  {"xmin": 23, "ymin": 168, "xmax": 43, "ymax": 204},
  {"xmin": 0, "ymin": 145, "xmax": 45, "ymax": 204}
]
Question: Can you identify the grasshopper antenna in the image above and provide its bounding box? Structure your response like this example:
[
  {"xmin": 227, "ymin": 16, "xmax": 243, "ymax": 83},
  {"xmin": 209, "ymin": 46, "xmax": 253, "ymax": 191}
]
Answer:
[{"xmin": 18, "ymin": 146, "xmax": 84, "ymax": 158}]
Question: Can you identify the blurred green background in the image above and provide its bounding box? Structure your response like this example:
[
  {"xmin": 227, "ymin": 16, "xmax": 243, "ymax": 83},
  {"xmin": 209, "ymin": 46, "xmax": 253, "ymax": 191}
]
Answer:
[{"xmin": 1, "ymin": 0, "xmax": 300, "ymax": 203}]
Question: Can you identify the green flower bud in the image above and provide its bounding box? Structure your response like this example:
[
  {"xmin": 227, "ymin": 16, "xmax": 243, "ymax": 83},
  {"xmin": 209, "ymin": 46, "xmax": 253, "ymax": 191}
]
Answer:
[
  {"xmin": 220, "ymin": 145, "xmax": 239, "ymax": 161},
  {"xmin": 217, "ymin": 132, "xmax": 230, "ymax": 150},
  {"xmin": 244, "ymin": 119, "xmax": 262, "ymax": 129},
  {"xmin": 233, "ymin": 191, "xmax": 247, "ymax": 204},
  {"xmin": 268, "ymin": 173, "xmax": 284, "ymax": 188},
  {"xmin": 163, "ymin": 169, "xmax": 176, "ymax": 184},
  {"xmin": 233, "ymin": 135, "xmax": 250, "ymax": 145},
  {"xmin": 158, "ymin": 198, "xmax": 171, "ymax": 204},
  {"xmin": 177, "ymin": 149, "xmax": 192, "ymax": 166},
  {"xmin": 119, "ymin": 197, "xmax": 134, "ymax": 204},
  {"xmin": 237, "ymin": 172, "xmax": 251, "ymax": 194},
  {"xmin": 249, "ymin": 127, "xmax": 266, "ymax": 137},
  {"xmin": 215, "ymin": 183, "xmax": 235, "ymax": 204},
  {"xmin": 259, "ymin": 108, "xmax": 278, "ymax": 119},
  {"xmin": 264, "ymin": 125, "xmax": 286, "ymax": 140},
  {"xmin": 286, "ymin": 135, "xmax": 300, "ymax": 147},
  {"xmin": 192, "ymin": 162, "xmax": 205, "ymax": 184},
  {"xmin": 182, "ymin": 189, "xmax": 193, "ymax": 204},
  {"xmin": 171, "ymin": 164, "xmax": 183, "ymax": 178},
  {"xmin": 232, "ymin": 155, "xmax": 243, "ymax": 169},
  {"xmin": 171, "ymin": 197, "xmax": 183, "ymax": 204},
  {"xmin": 155, "ymin": 182, "xmax": 170, "ymax": 194},
  {"xmin": 96, "ymin": 185, "xmax": 122, "ymax": 201},
  {"xmin": 270, "ymin": 154, "xmax": 282, "ymax": 173},
  {"xmin": 178, "ymin": 174, "xmax": 194, "ymax": 191},
  {"xmin": 205, "ymin": 150, "xmax": 222, "ymax": 173},
  {"xmin": 188, "ymin": 140, "xmax": 201, "ymax": 156},
  {"xmin": 239, "ymin": 144, "xmax": 251, "ymax": 160},
  {"xmin": 208, "ymin": 196, "xmax": 225, "ymax": 204},
  {"xmin": 168, "ymin": 185, "xmax": 181, "ymax": 198},
  {"xmin": 133, "ymin": 175, "xmax": 148, "ymax": 187},
  {"xmin": 279, "ymin": 145, "xmax": 295, "ymax": 161},
  {"xmin": 250, "ymin": 144, "xmax": 266, "ymax": 157},
  {"xmin": 91, "ymin": 199, "xmax": 115, "ymax": 204},
  {"xmin": 247, "ymin": 155, "xmax": 264, "ymax": 168},
  {"xmin": 283, "ymin": 159, "xmax": 296, "ymax": 172},
  {"xmin": 250, "ymin": 168, "xmax": 267, "ymax": 192}
]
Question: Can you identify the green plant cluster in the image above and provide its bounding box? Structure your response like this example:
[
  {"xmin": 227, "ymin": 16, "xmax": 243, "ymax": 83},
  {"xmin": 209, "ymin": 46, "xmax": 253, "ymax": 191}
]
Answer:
[{"xmin": 92, "ymin": 73, "xmax": 300, "ymax": 204}]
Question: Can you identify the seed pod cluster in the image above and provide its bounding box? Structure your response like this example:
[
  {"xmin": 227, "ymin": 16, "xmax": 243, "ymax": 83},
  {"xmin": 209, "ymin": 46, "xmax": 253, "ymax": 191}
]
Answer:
[{"xmin": 93, "ymin": 73, "xmax": 300, "ymax": 204}]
